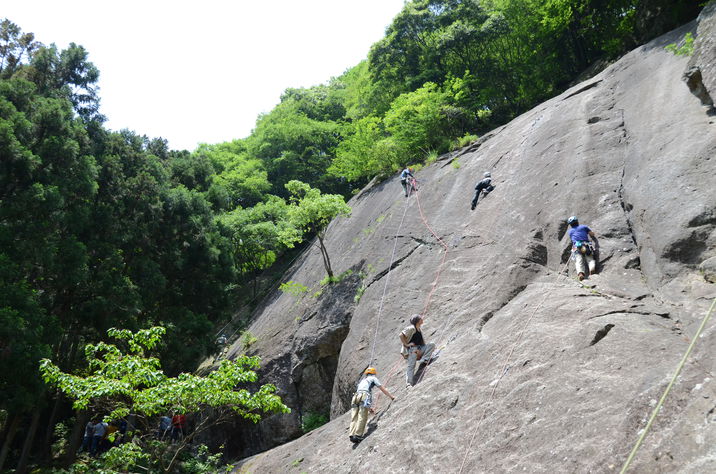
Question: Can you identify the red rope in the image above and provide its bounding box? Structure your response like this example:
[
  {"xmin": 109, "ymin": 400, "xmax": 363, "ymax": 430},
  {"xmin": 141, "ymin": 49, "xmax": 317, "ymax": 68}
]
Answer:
[{"xmin": 413, "ymin": 179, "xmax": 450, "ymax": 319}]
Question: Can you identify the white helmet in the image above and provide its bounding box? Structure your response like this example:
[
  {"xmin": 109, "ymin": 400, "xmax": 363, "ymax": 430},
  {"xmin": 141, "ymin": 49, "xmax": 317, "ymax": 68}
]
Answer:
[{"xmin": 484, "ymin": 172, "xmax": 491, "ymax": 178}]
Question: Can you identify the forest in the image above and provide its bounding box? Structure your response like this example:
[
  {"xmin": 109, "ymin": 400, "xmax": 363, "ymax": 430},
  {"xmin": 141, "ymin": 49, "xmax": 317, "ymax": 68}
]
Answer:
[{"xmin": 0, "ymin": 0, "xmax": 702, "ymax": 472}]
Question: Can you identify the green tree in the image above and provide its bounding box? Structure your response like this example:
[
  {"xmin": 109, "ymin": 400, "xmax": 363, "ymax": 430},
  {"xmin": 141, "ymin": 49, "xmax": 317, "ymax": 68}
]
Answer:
[
  {"xmin": 284, "ymin": 180, "xmax": 351, "ymax": 279},
  {"xmin": 0, "ymin": 19, "xmax": 40, "ymax": 79},
  {"xmin": 329, "ymin": 116, "xmax": 403, "ymax": 182},
  {"xmin": 40, "ymin": 327, "xmax": 290, "ymax": 473},
  {"xmin": 246, "ymin": 85, "xmax": 349, "ymax": 197},
  {"xmin": 383, "ymin": 82, "xmax": 452, "ymax": 161},
  {"xmin": 199, "ymin": 140, "xmax": 271, "ymax": 209},
  {"xmin": 219, "ymin": 196, "xmax": 300, "ymax": 296}
]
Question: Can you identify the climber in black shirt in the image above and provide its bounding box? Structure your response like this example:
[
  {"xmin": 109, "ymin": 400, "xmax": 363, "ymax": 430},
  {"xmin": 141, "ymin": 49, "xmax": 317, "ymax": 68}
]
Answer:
[{"xmin": 471, "ymin": 172, "xmax": 494, "ymax": 210}]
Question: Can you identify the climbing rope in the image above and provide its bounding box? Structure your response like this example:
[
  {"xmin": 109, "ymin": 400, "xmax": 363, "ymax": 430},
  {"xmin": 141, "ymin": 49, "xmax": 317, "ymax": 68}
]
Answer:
[
  {"xmin": 619, "ymin": 296, "xmax": 716, "ymax": 473},
  {"xmin": 413, "ymin": 180, "xmax": 451, "ymax": 319},
  {"xmin": 368, "ymin": 182, "xmax": 415, "ymax": 366},
  {"xmin": 458, "ymin": 257, "xmax": 573, "ymax": 474}
]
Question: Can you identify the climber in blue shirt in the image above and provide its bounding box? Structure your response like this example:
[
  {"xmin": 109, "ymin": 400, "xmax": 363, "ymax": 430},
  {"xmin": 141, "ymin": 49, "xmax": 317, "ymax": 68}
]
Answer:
[
  {"xmin": 400, "ymin": 167, "xmax": 415, "ymax": 197},
  {"xmin": 567, "ymin": 216, "xmax": 599, "ymax": 281}
]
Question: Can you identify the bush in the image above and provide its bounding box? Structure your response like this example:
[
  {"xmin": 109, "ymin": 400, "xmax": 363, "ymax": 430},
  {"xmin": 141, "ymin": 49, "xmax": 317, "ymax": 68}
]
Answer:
[
  {"xmin": 665, "ymin": 32, "xmax": 694, "ymax": 56},
  {"xmin": 301, "ymin": 412, "xmax": 328, "ymax": 433},
  {"xmin": 279, "ymin": 280, "xmax": 309, "ymax": 296}
]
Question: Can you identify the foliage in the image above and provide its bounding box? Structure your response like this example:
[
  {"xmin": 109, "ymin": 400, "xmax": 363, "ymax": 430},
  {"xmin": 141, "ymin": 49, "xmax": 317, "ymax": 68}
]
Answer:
[
  {"xmin": 320, "ymin": 268, "xmax": 354, "ymax": 286},
  {"xmin": 383, "ymin": 82, "xmax": 453, "ymax": 162},
  {"xmin": 285, "ymin": 180, "xmax": 351, "ymax": 277},
  {"xmin": 219, "ymin": 196, "xmax": 300, "ymax": 296},
  {"xmin": 665, "ymin": 32, "xmax": 695, "ymax": 56},
  {"xmin": 40, "ymin": 327, "xmax": 289, "ymax": 472},
  {"xmin": 0, "ymin": 19, "xmax": 41, "ymax": 79},
  {"xmin": 239, "ymin": 330, "xmax": 258, "ymax": 351},
  {"xmin": 279, "ymin": 280, "xmax": 309, "ymax": 297},
  {"xmin": 454, "ymin": 133, "xmax": 479, "ymax": 149},
  {"xmin": 246, "ymin": 86, "xmax": 349, "ymax": 197},
  {"xmin": 329, "ymin": 116, "xmax": 393, "ymax": 181},
  {"xmin": 300, "ymin": 412, "xmax": 328, "ymax": 433}
]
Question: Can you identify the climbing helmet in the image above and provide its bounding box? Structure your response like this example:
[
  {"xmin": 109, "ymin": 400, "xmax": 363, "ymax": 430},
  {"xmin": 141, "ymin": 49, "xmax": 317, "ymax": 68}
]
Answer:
[
  {"xmin": 484, "ymin": 172, "xmax": 491, "ymax": 178},
  {"xmin": 567, "ymin": 216, "xmax": 578, "ymax": 225},
  {"xmin": 364, "ymin": 367, "xmax": 377, "ymax": 375}
]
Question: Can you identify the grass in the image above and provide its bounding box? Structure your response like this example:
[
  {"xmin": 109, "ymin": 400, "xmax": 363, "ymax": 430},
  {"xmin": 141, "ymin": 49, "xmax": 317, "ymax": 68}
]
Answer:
[
  {"xmin": 665, "ymin": 32, "xmax": 694, "ymax": 56},
  {"xmin": 240, "ymin": 331, "xmax": 257, "ymax": 351},
  {"xmin": 453, "ymin": 133, "xmax": 479, "ymax": 149},
  {"xmin": 279, "ymin": 281, "xmax": 309, "ymax": 297},
  {"xmin": 320, "ymin": 269, "xmax": 354, "ymax": 286}
]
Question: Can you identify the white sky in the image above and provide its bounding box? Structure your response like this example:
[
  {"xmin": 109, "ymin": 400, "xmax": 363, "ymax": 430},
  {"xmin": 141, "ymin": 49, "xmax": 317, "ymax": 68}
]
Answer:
[{"xmin": 4, "ymin": 0, "xmax": 406, "ymax": 151}]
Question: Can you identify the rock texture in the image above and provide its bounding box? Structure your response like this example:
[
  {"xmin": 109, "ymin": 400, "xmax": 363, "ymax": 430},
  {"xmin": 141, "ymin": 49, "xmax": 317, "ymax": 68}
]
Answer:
[{"xmin": 229, "ymin": 11, "xmax": 716, "ymax": 474}]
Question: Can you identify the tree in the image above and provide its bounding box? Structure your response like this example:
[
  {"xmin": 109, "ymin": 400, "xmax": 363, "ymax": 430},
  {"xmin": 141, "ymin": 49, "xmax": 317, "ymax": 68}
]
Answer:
[
  {"xmin": 219, "ymin": 196, "xmax": 301, "ymax": 296},
  {"xmin": 39, "ymin": 327, "xmax": 290, "ymax": 473},
  {"xmin": 383, "ymin": 82, "xmax": 452, "ymax": 161},
  {"xmin": 199, "ymin": 141, "xmax": 271, "ymax": 209},
  {"xmin": 284, "ymin": 180, "xmax": 351, "ymax": 279},
  {"xmin": 246, "ymin": 85, "xmax": 349, "ymax": 197},
  {"xmin": 0, "ymin": 19, "xmax": 40, "ymax": 79},
  {"xmin": 329, "ymin": 116, "xmax": 403, "ymax": 182}
]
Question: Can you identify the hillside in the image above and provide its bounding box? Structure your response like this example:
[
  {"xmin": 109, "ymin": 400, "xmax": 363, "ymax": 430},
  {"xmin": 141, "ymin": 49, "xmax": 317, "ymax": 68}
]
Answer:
[{"xmin": 226, "ymin": 7, "xmax": 716, "ymax": 473}]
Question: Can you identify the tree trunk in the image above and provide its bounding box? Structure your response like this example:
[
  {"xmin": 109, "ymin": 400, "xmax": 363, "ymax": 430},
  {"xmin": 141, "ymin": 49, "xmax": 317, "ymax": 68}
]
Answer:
[
  {"xmin": 0, "ymin": 414, "xmax": 21, "ymax": 472},
  {"xmin": 15, "ymin": 410, "xmax": 40, "ymax": 474},
  {"xmin": 62, "ymin": 410, "xmax": 89, "ymax": 467},
  {"xmin": 317, "ymin": 235, "xmax": 333, "ymax": 278},
  {"xmin": 41, "ymin": 392, "xmax": 62, "ymax": 462}
]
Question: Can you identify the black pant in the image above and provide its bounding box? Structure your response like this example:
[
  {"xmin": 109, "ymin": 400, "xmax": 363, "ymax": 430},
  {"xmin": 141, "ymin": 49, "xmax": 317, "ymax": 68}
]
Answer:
[{"xmin": 471, "ymin": 185, "xmax": 494, "ymax": 208}]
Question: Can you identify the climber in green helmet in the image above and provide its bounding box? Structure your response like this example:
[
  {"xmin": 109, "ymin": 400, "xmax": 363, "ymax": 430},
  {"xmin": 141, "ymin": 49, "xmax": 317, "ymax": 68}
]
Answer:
[
  {"xmin": 348, "ymin": 366, "xmax": 396, "ymax": 443},
  {"xmin": 567, "ymin": 216, "xmax": 599, "ymax": 281}
]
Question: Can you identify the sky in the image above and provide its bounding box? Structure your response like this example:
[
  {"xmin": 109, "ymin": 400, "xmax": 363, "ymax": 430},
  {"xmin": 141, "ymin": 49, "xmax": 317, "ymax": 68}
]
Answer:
[{"xmin": 4, "ymin": 0, "xmax": 406, "ymax": 151}]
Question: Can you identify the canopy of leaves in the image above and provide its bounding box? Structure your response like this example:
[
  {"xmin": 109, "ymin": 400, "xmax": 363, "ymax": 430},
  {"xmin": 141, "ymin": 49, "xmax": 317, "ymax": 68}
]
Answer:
[{"xmin": 40, "ymin": 327, "xmax": 289, "ymax": 472}]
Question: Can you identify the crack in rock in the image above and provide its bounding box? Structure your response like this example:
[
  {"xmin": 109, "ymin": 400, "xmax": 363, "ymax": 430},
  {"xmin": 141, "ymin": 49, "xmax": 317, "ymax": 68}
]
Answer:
[
  {"xmin": 366, "ymin": 244, "xmax": 421, "ymax": 288},
  {"xmin": 590, "ymin": 323, "xmax": 615, "ymax": 346},
  {"xmin": 562, "ymin": 79, "xmax": 602, "ymax": 100}
]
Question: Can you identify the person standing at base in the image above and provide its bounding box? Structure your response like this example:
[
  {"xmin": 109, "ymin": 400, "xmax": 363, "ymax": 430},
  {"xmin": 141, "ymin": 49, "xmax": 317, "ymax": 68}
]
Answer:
[
  {"xmin": 400, "ymin": 314, "xmax": 436, "ymax": 386},
  {"xmin": 567, "ymin": 215, "xmax": 599, "ymax": 281},
  {"xmin": 348, "ymin": 367, "xmax": 395, "ymax": 443},
  {"xmin": 80, "ymin": 419, "xmax": 95, "ymax": 453}
]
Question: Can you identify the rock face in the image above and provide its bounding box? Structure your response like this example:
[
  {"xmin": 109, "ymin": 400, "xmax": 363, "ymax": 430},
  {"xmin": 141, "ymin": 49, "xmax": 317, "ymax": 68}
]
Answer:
[{"xmin": 228, "ymin": 11, "xmax": 716, "ymax": 473}]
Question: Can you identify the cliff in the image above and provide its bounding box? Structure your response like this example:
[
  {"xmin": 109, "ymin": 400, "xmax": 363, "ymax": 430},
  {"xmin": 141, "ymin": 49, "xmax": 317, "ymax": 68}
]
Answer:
[{"xmin": 227, "ymin": 7, "xmax": 716, "ymax": 473}]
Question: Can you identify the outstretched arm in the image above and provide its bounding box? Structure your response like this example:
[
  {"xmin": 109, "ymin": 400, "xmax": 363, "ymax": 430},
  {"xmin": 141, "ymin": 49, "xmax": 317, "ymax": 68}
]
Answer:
[{"xmin": 379, "ymin": 385, "xmax": 396, "ymax": 401}]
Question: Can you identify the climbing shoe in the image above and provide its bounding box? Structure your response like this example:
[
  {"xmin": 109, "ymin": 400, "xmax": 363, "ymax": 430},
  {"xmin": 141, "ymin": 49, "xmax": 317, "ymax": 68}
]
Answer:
[{"xmin": 578, "ymin": 272, "xmax": 585, "ymax": 281}]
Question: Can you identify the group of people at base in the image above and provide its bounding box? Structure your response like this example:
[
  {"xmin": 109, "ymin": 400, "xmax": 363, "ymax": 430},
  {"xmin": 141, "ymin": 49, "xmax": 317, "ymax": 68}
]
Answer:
[
  {"xmin": 79, "ymin": 419, "xmax": 128, "ymax": 456},
  {"xmin": 348, "ymin": 172, "xmax": 602, "ymax": 443},
  {"xmin": 157, "ymin": 413, "xmax": 188, "ymax": 442}
]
